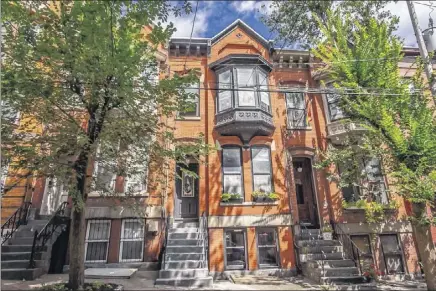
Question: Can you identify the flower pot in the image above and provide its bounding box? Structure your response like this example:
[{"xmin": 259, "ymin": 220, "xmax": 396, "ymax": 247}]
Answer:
[
  {"xmin": 228, "ymin": 198, "xmax": 243, "ymax": 204},
  {"xmin": 322, "ymin": 232, "xmax": 333, "ymax": 240},
  {"xmin": 253, "ymin": 196, "xmax": 266, "ymax": 202}
]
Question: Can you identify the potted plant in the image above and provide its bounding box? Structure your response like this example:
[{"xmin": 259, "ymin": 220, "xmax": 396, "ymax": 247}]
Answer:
[
  {"xmin": 252, "ymin": 191, "xmax": 267, "ymax": 202},
  {"xmin": 267, "ymin": 192, "xmax": 280, "ymax": 202},
  {"xmin": 221, "ymin": 193, "xmax": 243, "ymax": 203},
  {"xmin": 321, "ymin": 222, "xmax": 333, "ymax": 240}
]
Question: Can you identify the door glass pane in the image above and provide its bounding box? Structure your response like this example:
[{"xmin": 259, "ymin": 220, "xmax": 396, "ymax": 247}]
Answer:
[
  {"xmin": 223, "ymin": 148, "xmax": 241, "ymax": 173},
  {"xmin": 252, "ymin": 148, "xmax": 270, "ymax": 174},
  {"xmin": 253, "ymin": 175, "xmax": 271, "ymax": 193},
  {"xmin": 258, "ymin": 71, "xmax": 270, "ymax": 108},
  {"xmin": 236, "ymin": 68, "xmax": 255, "ymax": 106},
  {"xmin": 223, "ymin": 175, "xmax": 242, "ymax": 194},
  {"xmin": 219, "ymin": 91, "xmax": 232, "ymax": 111}
]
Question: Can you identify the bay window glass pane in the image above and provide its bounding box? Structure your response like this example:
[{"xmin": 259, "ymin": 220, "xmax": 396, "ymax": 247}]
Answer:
[
  {"xmin": 253, "ymin": 175, "xmax": 271, "ymax": 192},
  {"xmin": 223, "ymin": 175, "xmax": 242, "ymax": 194},
  {"xmin": 219, "ymin": 70, "xmax": 232, "ymax": 111},
  {"xmin": 236, "ymin": 68, "xmax": 255, "ymax": 106},
  {"xmin": 223, "ymin": 148, "xmax": 241, "ymax": 173},
  {"xmin": 252, "ymin": 147, "xmax": 270, "ymax": 174},
  {"xmin": 258, "ymin": 71, "xmax": 270, "ymax": 108}
]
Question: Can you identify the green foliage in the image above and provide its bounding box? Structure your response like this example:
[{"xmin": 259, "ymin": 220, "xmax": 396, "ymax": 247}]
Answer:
[
  {"xmin": 221, "ymin": 193, "xmax": 242, "ymax": 202},
  {"xmin": 39, "ymin": 283, "xmax": 117, "ymax": 291},
  {"xmin": 262, "ymin": 0, "xmax": 394, "ymax": 48},
  {"xmin": 252, "ymin": 191, "xmax": 279, "ymax": 201},
  {"xmin": 322, "ymin": 222, "xmax": 333, "ymax": 233},
  {"xmin": 312, "ymin": 9, "xmax": 436, "ymax": 221}
]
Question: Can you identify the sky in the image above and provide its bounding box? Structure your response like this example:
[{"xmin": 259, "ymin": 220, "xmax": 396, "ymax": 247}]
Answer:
[{"xmin": 169, "ymin": 1, "xmax": 436, "ymax": 48}]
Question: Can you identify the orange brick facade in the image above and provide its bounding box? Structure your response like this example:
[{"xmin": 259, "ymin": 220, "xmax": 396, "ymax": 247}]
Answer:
[{"xmin": 1, "ymin": 19, "xmax": 427, "ymax": 277}]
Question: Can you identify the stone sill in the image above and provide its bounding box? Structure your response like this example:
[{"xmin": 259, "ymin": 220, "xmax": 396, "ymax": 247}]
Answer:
[
  {"xmin": 175, "ymin": 116, "xmax": 201, "ymax": 121},
  {"xmin": 220, "ymin": 201, "xmax": 279, "ymax": 207}
]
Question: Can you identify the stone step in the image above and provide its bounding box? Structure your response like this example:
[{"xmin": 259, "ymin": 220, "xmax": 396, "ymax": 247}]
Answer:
[
  {"xmin": 26, "ymin": 220, "xmax": 49, "ymax": 226},
  {"xmin": 1, "ymin": 251, "xmax": 43, "ymax": 261},
  {"xmin": 1, "ymin": 268, "xmax": 44, "ymax": 280},
  {"xmin": 314, "ymin": 267, "xmax": 359, "ymax": 277},
  {"xmin": 167, "ymin": 239, "xmax": 204, "ymax": 246},
  {"xmin": 307, "ymin": 259, "xmax": 356, "ymax": 269},
  {"xmin": 166, "ymin": 246, "xmax": 203, "ymax": 254},
  {"xmin": 302, "ymin": 245, "xmax": 343, "ymax": 254},
  {"xmin": 1, "ymin": 260, "xmax": 44, "ymax": 269},
  {"xmin": 335, "ymin": 283, "xmax": 377, "ymax": 291},
  {"xmin": 165, "ymin": 253, "xmax": 204, "ymax": 261},
  {"xmin": 159, "ymin": 268, "xmax": 208, "ymax": 279},
  {"xmin": 169, "ymin": 228, "xmax": 199, "ymax": 233},
  {"xmin": 155, "ymin": 276, "xmax": 213, "ymax": 287},
  {"xmin": 298, "ymin": 233, "xmax": 322, "ymax": 240},
  {"xmin": 165, "ymin": 260, "xmax": 205, "ymax": 269},
  {"xmin": 7, "ymin": 237, "xmax": 36, "ymax": 245},
  {"xmin": 297, "ymin": 240, "xmax": 341, "ymax": 247},
  {"xmin": 320, "ymin": 276, "xmax": 367, "ymax": 285},
  {"xmin": 2, "ymin": 245, "xmax": 46, "ymax": 253},
  {"xmin": 19, "ymin": 224, "xmax": 46, "ymax": 231},
  {"xmin": 14, "ymin": 230, "xmax": 36, "ymax": 238},
  {"xmin": 300, "ymin": 252, "xmax": 343, "ymax": 262},
  {"xmin": 172, "ymin": 222, "xmax": 199, "ymax": 228},
  {"xmin": 169, "ymin": 232, "xmax": 201, "ymax": 240}
]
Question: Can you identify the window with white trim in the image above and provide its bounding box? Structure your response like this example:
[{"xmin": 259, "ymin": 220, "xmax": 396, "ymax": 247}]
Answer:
[
  {"xmin": 85, "ymin": 220, "xmax": 111, "ymax": 263},
  {"xmin": 222, "ymin": 147, "xmax": 243, "ymax": 196},
  {"xmin": 179, "ymin": 83, "xmax": 200, "ymax": 117},
  {"xmin": 251, "ymin": 146, "xmax": 272, "ymax": 193},
  {"xmin": 120, "ymin": 219, "xmax": 145, "ymax": 262},
  {"xmin": 286, "ymin": 92, "xmax": 307, "ymax": 128}
]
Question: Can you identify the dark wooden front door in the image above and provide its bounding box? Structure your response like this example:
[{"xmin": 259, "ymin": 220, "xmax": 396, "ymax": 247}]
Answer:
[
  {"xmin": 293, "ymin": 158, "xmax": 318, "ymax": 226},
  {"xmin": 175, "ymin": 163, "xmax": 198, "ymax": 219}
]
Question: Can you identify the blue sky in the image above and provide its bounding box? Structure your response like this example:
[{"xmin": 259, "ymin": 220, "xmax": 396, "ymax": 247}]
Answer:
[{"xmin": 170, "ymin": 1, "xmax": 436, "ymax": 48}]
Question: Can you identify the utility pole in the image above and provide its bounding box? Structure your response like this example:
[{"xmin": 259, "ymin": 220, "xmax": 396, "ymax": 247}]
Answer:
[{"xmin": 407, "ymin": 0, "xmax": 436, "ymax": 106}]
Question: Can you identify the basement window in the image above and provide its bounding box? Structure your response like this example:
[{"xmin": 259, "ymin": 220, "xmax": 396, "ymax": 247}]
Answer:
[
  {"xmin": 119, "ymin": 219, "xmax": 145, "ymax": 262},
  {"xmin": 85, "ymin": 220, "xmax": 111, "ymax": 263},
  {"xmin": 380, "ymin": 234, "xmax": 405, "ymax": 274},
  {"xmin": 257, "ymin": 228, "xmax": 279, "ymax": 268},
  {"xmin": 225, "ymin": 229, "xmax": 247, "ymax": 270}
]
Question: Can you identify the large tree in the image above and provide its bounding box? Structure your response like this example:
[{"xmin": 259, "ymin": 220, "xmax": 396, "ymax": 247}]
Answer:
[
  {"xmin": 312, "ymin": 9, "xmax": 436, "ymax": 288},
  {"xmin": 1, "ymin": 1, "xmax": 207, "ymax": 289}
]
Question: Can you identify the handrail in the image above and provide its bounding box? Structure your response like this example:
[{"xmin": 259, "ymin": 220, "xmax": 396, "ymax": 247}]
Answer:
[
  {"xmin": 1, "ymin": 202, "xmax": 32, "ymax": 245},
  {"xmin": 28, "ymin": 202, "xmax": 69, "ymax": 269},
  {"xmin": 333, "ymin": 222, "xmax": 366, "ymax": 275},
  {"xmin": 200, "ymin": 211, "xmax": 208, "ymax": 269}
]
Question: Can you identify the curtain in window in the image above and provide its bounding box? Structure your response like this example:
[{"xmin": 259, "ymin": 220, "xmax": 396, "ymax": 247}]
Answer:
[
  {"xmin": 236, "ymin": 68, "xmax": 256, "ymax": 107},
  {"xmin": 120, "ymin": 220, "xmax": 144, "ymax": 262},
  {"xmin": 222, "ymin": 148, "xmax": 242, "ymax": 195},
  {"xmin": 286, "ymin": 92, "xmax": 307, "ymax": 128},
  {"xmin": 251, "ymin": 147, "xmax": 272, "ymax": 193},
  {"xmin": 218, "ymin": 70, "xmax": 232, "ymax": 111}
]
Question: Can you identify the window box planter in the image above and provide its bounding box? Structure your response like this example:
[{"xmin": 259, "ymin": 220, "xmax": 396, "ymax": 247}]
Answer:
[
  {"xmin": 253, "ymin": 196, "xmax": 276, "ymax": 203},
  {"xmin": 221, "ymin": 193, "xmax": 243, "ymax": 204},
  {"xmin": 252, "ymin": 192, "xmax": 280, "ymax": 203},
  {"xmin": 222, "ymin": 198, "xmax": 244, "ymax": 204}
]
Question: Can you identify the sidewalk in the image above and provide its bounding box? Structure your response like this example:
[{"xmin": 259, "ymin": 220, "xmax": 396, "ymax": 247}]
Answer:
[{"xmin": 1, "ymin": 273, "xmax": 428, "ymax": 291}]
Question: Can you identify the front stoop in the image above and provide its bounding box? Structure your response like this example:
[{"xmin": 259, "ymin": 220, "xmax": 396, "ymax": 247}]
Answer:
[
  {"xmin": 155, "ymin": 219, "xmax": 213, "ymax": 287},
  {"xmin": 298, "ymin": 228, "xmax": 373, "ymax": 290}
]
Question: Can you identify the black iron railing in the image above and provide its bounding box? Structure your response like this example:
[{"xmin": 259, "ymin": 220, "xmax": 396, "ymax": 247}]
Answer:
[
  {"xmin": 333, "ymin": 223, "xmax": 366, "ymax": 275},
  {"xmin": 28, "ymin": 202, "xmax": 69, "ymax": 269},
  {"xmin": 1, "ymin": 201, "xmax": 32, "ymax": 245},
  {"xmin": 159, "ymin": 209, "xmax": 170, "ymax": 270},
  {"xmin": 200, "ymin": 211, "xmax": 208, "ymax": 269}
]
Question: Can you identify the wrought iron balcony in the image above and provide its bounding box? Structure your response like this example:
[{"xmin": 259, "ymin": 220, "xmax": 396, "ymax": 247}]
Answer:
[{"xmin": 215, "ymin": 104, "xmax": 274, "ymax": 145}]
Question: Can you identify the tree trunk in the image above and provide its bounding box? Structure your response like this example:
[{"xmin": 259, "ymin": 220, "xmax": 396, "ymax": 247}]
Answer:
[
  {"xmin": 412, "ymin": 203, "xmax": 436, "ymax": 290},
  {"xmin": 68, "ymin": 207, "xmax": 86, "ymax": 290}
]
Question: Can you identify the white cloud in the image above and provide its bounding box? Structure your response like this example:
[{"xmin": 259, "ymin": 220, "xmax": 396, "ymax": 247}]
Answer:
[
  {"xmin": 231, "ymin": 1, "xmax": 273, "ymax": 16},
  {"xmin": 384, "ymin": 1, "xmax": 434, "ymax": 47},
  {"xmin": 167, "ymin": 3, "xmax": 213, "ymax": 37}
]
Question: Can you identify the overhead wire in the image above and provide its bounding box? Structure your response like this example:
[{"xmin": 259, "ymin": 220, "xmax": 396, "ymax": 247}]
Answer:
[{"xmin": 183, "ymin": 0, "xmax": 199, "ymax": 71}]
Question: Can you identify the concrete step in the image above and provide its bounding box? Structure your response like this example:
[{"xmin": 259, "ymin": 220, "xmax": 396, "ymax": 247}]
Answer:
[
  {"xmin": 300, "ymin": 252, "xmax": 343, "ymax": 262},
  {"xmin": 314, "ymin": 267, "xmax": 359, "ymax": 277},
  {"xmin": 1, "ymin": 251, "xmax": 43, "ymax": 261},
  {"xmin": 172, "ymin": 222, "xmax": 199, "ymax": 228},
  {"xmin": 165, "ymin": 260, "xmax": 205, "ymax": 269},
  {"xmin": 320, "ymin": 276, "xmax": 367, "ymax": 285},
  {"xmin": 307, "ymin": 259, "xmax": 356, "ymax": 269},
  {"xmin": 14, "ymin": 230, "xmax": 36, "ymax": 238},
  {"xmin": 26, "ymin": 220, "xmax": 49, "ymax": 226},
  {"xmin": 19, "ymin": 224, "xmax": 46, "ymax": 231},
  {"xmin": 167, "ymin": 239, "xmax": 204, "ymax": 246},
  {"xmin": 302, "ymin": 245, "xmax": 343, "ymax": 254},
  {"xmin": 169, "ymin": 232, "xmax": 201, "ymax": 240},
  {"xmin": 1, "ymin": 260, "xmax": 44, "ymax": 269},
  {"xmin": 155, "ymin": 276, "xmax": 213, "ymax": 287},
  {"xmin": 7, "ymin": 237, "xmax": 35, "ymax": 245},
  {"xmin": 165, "ymin": 253, "xmax": 204, "ymax": 261},
  {"xmin": 169, "ymin": 228, "xmax": 199, "ymax": 233},
  {"xmin": 2, "ymin": 245, "xmax": 46, "ymax": 253},
  {"xmin": 166, "ymin": 246, "xmax": 203, "ymax": 254},
  {"xmin": 297, "ymin": 240, "xmax": 341, "ymax": 247},
  {"xmin": 159, "ymin": 268, "xmax": 208, "ymax": 279},
  {"xmin": 1, "ymin": 268, "xmax": 44, "ymax": 280}
]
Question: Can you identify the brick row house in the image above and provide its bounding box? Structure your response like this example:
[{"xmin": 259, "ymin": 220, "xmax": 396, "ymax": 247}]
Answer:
[{"xmin": 1, "ymin": 19, "xmax": 429, "ymax": 285}]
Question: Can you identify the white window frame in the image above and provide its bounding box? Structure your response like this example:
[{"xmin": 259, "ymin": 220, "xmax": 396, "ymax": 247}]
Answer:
[
  {"xmin": 119, "ymin": 219, "xmax": 145, "ymax": 262},
  {"xmin": 84, "ymin": 220, "xmax": 111, "ymax": 263}
]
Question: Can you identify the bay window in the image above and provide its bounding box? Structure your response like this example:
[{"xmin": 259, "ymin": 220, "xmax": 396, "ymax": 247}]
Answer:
[
  {"xmin": 216, "ymin": 67, "xmax": 270, "ymax": 112},
  {"xmin": 251, "ymin": 146, "xmax": 272, "ymax": 193},
  {"xmin": 222, "ymin": 147, "xmax": 243, "ymax": 196}
]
